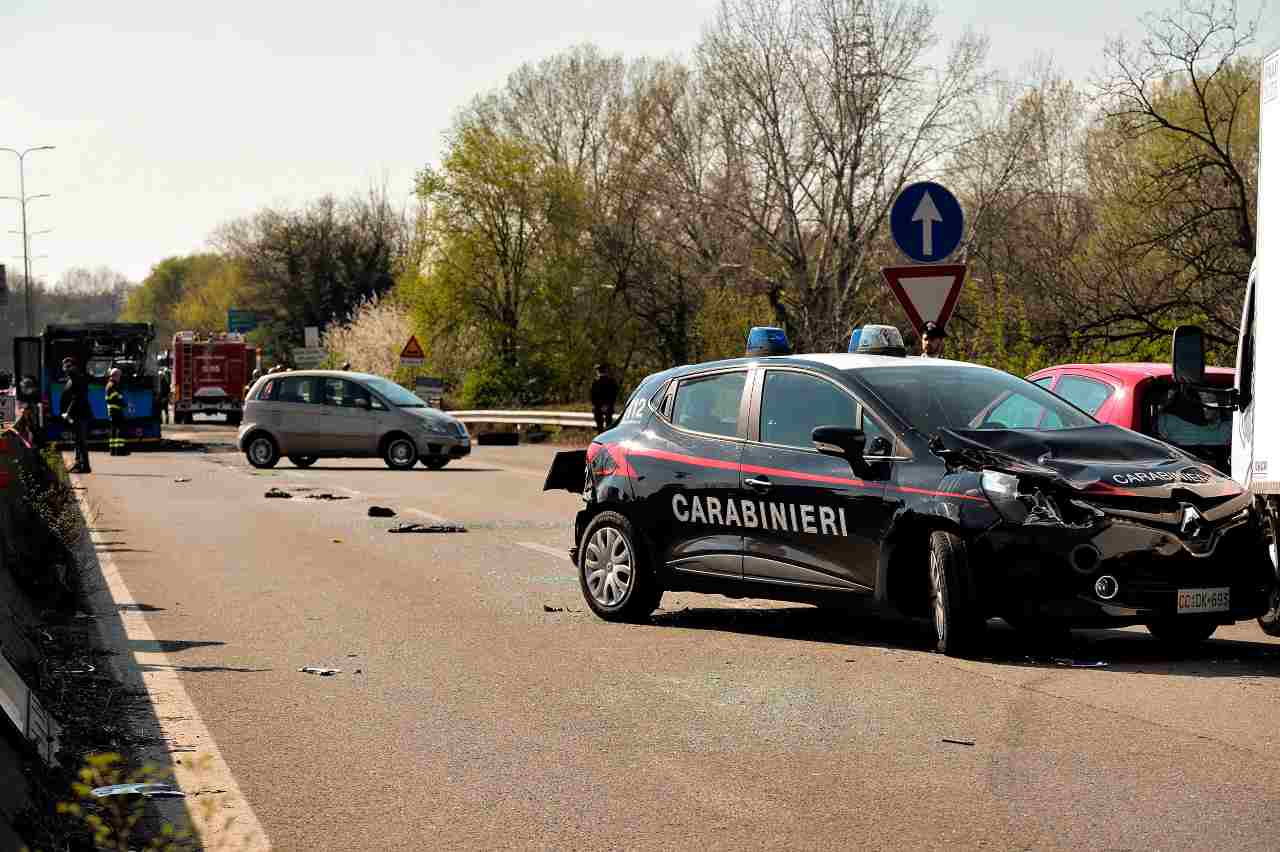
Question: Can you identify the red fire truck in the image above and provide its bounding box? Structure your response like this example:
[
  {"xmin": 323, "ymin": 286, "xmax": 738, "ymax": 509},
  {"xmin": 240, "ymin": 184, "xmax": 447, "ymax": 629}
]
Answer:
[{"xmin": 170, "ymin": 331, "xmax": 256, "ymax": 425}]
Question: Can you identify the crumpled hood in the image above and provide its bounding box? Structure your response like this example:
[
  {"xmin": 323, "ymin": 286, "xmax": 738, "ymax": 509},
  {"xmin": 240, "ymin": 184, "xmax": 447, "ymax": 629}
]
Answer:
[{"xmin": 935, "ymin": 425, "xmax": 1242, "ymax": 500}]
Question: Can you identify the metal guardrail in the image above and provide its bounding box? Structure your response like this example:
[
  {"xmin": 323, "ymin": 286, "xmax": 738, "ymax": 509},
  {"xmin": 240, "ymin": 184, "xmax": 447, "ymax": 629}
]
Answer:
[{"xmin": 450, "ymin": 409, "xmax": 596, "ymax": 429}]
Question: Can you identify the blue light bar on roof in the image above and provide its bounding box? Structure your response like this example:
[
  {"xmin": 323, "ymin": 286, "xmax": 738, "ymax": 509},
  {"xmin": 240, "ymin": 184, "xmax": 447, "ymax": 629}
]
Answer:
[{"xmin": 746, "ymin": 326, "xmax": 791, "ymax": 356}]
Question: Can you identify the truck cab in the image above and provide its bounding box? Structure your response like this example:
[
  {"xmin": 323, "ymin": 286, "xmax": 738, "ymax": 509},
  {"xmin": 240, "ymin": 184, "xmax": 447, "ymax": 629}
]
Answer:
[{"xmin": 171, "ymin": 331, "xmax": 254, "ymax": 425}]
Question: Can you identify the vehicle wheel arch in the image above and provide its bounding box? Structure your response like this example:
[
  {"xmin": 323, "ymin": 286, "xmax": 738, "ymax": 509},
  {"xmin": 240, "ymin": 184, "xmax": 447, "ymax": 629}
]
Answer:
[
  {"xmin": 876, "ymin": 509, "xmax": 972, "ymax": 617},
  {"xmin": 379, "ymin": 430, "xmax": 415, "ymax": 456},
  {"xmin": 576, "ymin": 499, "xmax": 661, "ymax": 575},
  {"xmin": 242, "ymin": 427, "xmax": 277, "ymax": 453}
]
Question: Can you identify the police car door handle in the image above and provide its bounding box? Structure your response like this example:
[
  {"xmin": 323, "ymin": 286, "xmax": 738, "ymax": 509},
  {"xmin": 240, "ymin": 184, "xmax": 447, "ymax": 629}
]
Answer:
[{"xmin": 744, "ymin": 476, "xmax": 772, "ymax": 492}]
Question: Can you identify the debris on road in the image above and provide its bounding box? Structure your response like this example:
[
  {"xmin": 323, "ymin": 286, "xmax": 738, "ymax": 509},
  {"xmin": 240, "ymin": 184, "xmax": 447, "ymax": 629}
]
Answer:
[
  {"xmin": 299, "ymin": 666, "xmax": 341, "ymax": 677},
  {"xmin": 368, "ymin": 506, "xmax": 397, "ymax": 518},
  {"xmin": 174, "ymin": 476, "xmax": 191, "ymax": 483},
  {"xmin": 387, "ymin": 522, "xmax": 467, "ymax": 534},
  {"xmin": 941, "ymin": 738, "xmax": 975, "ymax": 747},
  {"xmin": 306, "ymin": 493, "xmax": 350, "ymax": 501},
  {"xmin": 331, "ymin": 538, "xmax": 342, "ymax": 543},
  {"xmin": 264, "ymin": 488, "xmax": 293, "ymax": 499},
  {"xmin": 91, "ymin": 783, "xmax": 186, "ymax": 799},
  {"xmin": 543, "ymin": 604, "xmax": 564, "ymax": 613}
]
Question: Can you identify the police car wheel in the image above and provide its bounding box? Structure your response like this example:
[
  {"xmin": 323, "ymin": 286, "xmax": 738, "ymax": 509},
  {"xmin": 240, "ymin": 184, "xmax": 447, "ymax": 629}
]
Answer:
[
  {"xmin": 1145, "ymin": 617, "xmax": 1218, "ymax": 646},
  {"xmin": 579, "ymin": 511, "xmax": 661, "ymax": 622},
  {"xmin": 383, "ymin": 436, "xmax": 418, "ymax": 470},
  {"xmin": 928, "ymin": 531, "xmax": 983, "ymax": 657},
  {"xmin": 1258, "ymin": 586, "xmax": 1280, "ymax": 637},
  {"xmin": 246, "ymin": 435, "xmax": 279, "ymax": 469}
]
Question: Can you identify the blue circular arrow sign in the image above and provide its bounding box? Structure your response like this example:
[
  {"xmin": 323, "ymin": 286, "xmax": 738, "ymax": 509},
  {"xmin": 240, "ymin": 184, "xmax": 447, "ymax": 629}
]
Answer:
[{"xmin": 890, "ymin": 181, "xmax": 964, "ymax": 263}]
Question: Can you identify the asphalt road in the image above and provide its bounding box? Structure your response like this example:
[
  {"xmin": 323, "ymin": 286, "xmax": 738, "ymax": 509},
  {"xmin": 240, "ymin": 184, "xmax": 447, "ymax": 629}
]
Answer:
[{"xmin": 71, "ymin": 424, "xmax": 1280, "ymax": 851}]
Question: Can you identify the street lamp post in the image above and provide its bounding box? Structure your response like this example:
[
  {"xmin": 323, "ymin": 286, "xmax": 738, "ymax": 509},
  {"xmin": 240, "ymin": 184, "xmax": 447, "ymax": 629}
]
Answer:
[{"xmin": 0, "ymin": 146, "xmax": 55, "ymax": 336}]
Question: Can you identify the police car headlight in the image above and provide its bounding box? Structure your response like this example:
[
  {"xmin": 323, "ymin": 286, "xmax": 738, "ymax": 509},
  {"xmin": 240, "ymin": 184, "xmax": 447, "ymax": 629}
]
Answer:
[{"xmin": 981, "ymin": 470, "xmax": 1028, "ymax": 523}]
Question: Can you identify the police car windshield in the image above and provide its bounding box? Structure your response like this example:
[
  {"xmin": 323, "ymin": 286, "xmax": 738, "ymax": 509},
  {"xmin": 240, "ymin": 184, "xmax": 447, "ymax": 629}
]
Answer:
[
  {"xmin": 362, "ymin": 376, "xmax": 427, "ymax": 408},
  {"xmin": 855, "ymin": 365, "xmax": 1095, "ymax": 434}
]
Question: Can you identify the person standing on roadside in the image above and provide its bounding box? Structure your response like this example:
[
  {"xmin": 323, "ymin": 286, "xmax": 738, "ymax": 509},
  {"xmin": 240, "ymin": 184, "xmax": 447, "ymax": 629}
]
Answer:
[
  {"xmin": 920, "ymin": 321, "xmax": 947, "ymax": 359},
  {"xmin": 60, "ymin": 356, "xmax": 93, "ymax": 473},
  {"xmin": 106, "ymin": 368, "xmax": 130, "ymax": 457},
  {"xmin": 590, "ymin": 363, "xmax": 620, "ymax": 433},
  {"xmin": 156, "ymin": 364, "xmax": 171, "ymax": 424}
]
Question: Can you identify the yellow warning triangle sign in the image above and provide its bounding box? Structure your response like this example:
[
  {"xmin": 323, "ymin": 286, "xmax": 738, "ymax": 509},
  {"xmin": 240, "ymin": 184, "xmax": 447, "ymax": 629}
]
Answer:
[{"xmin": 400, "ymin": 335, "xmax": 426, "ymax": 360}]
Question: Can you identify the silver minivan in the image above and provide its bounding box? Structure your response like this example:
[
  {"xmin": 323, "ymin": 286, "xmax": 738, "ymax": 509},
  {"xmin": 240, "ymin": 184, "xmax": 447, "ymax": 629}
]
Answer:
[{"xmin": 237, "ymin": 371, "xmax": 471, "ymax": 470}]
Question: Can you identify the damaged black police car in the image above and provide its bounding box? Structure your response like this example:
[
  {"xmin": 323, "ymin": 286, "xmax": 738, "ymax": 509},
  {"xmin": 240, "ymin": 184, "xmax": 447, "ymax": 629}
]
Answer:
[{"xmin": 543, "ymin": 353, "xmax": 1274, "ymax": 656}]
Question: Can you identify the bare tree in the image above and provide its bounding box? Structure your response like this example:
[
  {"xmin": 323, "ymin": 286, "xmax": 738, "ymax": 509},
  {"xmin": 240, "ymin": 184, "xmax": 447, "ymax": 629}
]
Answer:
[
  {"xmin": 697, "ymin": 0, "xmax": 988, "ymax": 350},
  {"xmin": 1093, "ymin": 0, "xmax": 1261, "ymax": 348}
]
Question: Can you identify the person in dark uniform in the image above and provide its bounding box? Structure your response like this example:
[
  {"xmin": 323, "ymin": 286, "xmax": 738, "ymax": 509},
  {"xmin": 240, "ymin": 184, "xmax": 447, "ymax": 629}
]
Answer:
[
  {"xmin": 920, "ymin": 321, "xmax": 947, "ymax": 359},
  {"xmin": 106, "ymin": 368, "xmax": 130, "ymax": 456},
  {"xmin": 590, "ymin": 363, "xmax": 620, "ymax": 432},
  {"xmin": 60, "ymin": 356, "xmax": 93, "ymax": 473},
  {"xmin": 156, "ymin": 365, "xmax": 171, "ymax": 424}
]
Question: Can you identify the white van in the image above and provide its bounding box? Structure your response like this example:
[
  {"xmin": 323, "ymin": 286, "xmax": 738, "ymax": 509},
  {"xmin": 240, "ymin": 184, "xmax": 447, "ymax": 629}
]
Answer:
[{"xmin": 1175, "ymin": 46, "xmax": 1280, "ymax": 630}]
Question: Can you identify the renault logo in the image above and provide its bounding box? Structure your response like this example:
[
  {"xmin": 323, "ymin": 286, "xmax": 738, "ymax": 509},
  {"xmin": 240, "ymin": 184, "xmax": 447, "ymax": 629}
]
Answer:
[{"xmin": 1180, "ymin": 504, "xmax": 1207, "ymax": 539}]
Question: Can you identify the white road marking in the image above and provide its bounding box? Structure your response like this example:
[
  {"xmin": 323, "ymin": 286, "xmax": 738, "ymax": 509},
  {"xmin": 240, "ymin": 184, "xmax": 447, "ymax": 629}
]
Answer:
[
  {"xmin": 73, "ymin": 484, "xmax": 272, "ymax": 851},
  {"xmin": 517, "ymin": 541, "xmax": 569, "ymax": 560}
]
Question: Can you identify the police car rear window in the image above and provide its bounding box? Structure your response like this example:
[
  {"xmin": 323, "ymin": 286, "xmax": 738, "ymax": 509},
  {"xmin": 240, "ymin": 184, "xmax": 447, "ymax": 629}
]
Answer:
[
  {"xmin": 672, "ymin": 372, "xmax": 747, "ymax": 438},
  {"xmin": 855, "ymin": 365, "xmax": 1094, "ymax": 434}
]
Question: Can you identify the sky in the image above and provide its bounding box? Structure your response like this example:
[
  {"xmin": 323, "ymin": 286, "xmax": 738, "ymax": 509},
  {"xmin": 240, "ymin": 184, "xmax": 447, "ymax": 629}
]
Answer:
[{"xmin": 1, "ymin": 0, "xmax": 1275, "ymax": 289}]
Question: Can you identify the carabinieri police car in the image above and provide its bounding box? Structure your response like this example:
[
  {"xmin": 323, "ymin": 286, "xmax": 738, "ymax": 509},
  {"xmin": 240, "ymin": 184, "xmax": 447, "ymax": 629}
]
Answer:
[{"xmin": 543, "ymin": 349, "xmax": 1274, "ymax": 656}]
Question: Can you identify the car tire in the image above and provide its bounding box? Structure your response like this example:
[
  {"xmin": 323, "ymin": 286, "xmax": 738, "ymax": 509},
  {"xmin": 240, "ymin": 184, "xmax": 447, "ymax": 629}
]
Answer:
[
  {"xmin": 1146, "ymin": 618, "xmax": 1218, "ymax": 646},
  {"xmin": 578, "ymin": 511, "xmax": 662, "ymax": 623},
  {"xmin": 1258, "ymin": 587, "xmax": 1280, "ymax": 637},
  {"xmin": 382, "ymin": 435, "xmax": 418, "ymax": 470},
  {"xmin": 245, "ymin": 434, "xmax": 279, "ymax": 469},
  {"xmin": 928, "ymin": 530, "xmax": 984, "ymax": 657},
  {"xmin": 288, "ymin": 455, "xmax": 318, "ymax": 468},
  {"xmin": 421, "ymin": 457, "xmax": 449, "ymax": 470}
]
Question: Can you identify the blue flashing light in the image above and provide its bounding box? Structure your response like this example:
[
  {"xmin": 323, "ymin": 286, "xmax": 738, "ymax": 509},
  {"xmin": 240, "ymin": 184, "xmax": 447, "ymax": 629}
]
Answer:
[
  {"xmin": 848, "ymin": 324, "xmax": 906, "ymax": 357},
  {"xmin": 746, "ymin": 326, "xmax": 791, "ymax": 356}
]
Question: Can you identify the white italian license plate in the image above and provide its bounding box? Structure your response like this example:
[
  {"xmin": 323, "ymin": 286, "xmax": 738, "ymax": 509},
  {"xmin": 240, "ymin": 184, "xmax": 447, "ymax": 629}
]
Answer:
[{"xmin": 1176, "ymin": 587, "xmax": 1230, "ymax": 614}]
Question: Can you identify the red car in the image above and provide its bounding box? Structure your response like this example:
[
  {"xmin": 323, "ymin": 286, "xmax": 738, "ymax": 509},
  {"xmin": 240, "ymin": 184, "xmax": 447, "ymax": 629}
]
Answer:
[{"xmin": 1026, "ymin": 363, "xmax": 1235, "ymax": 473}]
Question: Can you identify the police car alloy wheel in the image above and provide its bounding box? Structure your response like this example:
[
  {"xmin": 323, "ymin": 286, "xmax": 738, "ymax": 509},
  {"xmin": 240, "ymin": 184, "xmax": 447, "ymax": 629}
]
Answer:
[
  {"xmin": 578, "ymin": 511, "xmax": 662, "ymax": 622},
  {"xmin": 383, "ymin": 436, "xmax": 418, "ymax": 470},
  {"xmin": 247, "ymin": 435, "xmax": 279, "ymax": 469},
  {"xmin": 927, "ymin": 531, "xmax": 983, "ymax": 656}
]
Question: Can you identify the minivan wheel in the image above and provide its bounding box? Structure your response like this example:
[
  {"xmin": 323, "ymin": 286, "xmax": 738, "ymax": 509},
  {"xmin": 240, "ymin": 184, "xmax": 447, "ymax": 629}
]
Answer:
[
  {"xmin": 246, "ymin": 434, "xmax": 279, "ymax": 469},
  {"xmin": 578, "ymin": 511, "xmax": 662, "ymax": 622},
  {"xmin": 288, "ymin": 455, "xmax": 318, "ymax": 468},
  {"xmin": 928, "ymin": 530, "xmax": 984, "ymax": 657},
  {"xmin": 383, "ymin": 436, "xmax": 418, "ymax": 470}
]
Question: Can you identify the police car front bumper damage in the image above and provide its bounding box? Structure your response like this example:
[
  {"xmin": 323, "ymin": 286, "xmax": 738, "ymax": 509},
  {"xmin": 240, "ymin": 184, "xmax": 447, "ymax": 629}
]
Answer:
[{"xmin": 931, "ymin": 427, "xmax": 1276, "ymax": 626}]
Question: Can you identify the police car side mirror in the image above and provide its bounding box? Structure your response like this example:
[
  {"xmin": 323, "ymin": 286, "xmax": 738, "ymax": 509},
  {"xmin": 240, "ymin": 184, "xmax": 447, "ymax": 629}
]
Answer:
[{"xmin": 812, "ymin": 426, "xmax": 866, "ymax": 463}]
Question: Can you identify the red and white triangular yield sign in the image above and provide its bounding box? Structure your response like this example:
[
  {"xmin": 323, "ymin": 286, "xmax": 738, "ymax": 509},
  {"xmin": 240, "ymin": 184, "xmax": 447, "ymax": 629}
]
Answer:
[{"xmin": 880, "ymin": 264, "xmax": 967, "ymax": 336}]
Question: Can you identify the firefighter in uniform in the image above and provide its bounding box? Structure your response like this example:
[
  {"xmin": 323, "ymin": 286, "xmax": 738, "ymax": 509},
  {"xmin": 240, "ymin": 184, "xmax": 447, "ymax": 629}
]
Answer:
[
  {"xmin": 106, "ymin": 368, "xmax": 130, "ymax": 456},
  {"xmin": 156, "ymin": 365, "xmax": 172, "ymax": 424}
]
